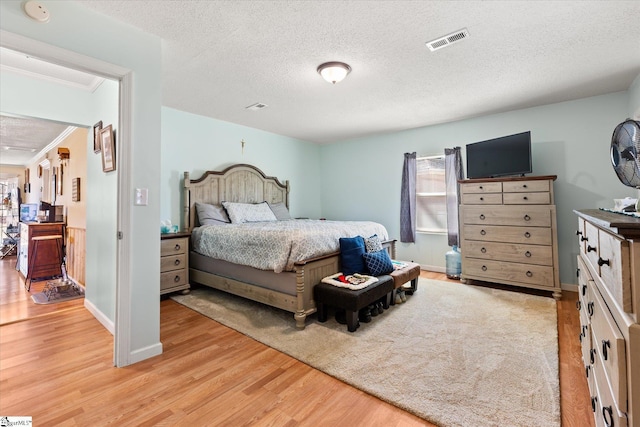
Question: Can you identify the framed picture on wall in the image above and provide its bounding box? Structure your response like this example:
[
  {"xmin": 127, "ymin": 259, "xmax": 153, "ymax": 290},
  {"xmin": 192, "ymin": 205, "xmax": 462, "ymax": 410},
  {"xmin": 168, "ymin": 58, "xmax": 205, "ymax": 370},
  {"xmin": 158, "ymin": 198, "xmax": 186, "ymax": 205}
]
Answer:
[
  {"xmin": 93, "ymin": 120, "xmax": 103, "ymax": 153},
  {"xmin": 72, "ymin": 177, "xmax": 80, "ymax": 202},
  {"xmin": 57, "ymin": 164, "xmax": 63, "ymax": 195},
  {"xmin": 100, "ymin": 124, "xmax": 116, "ymax": 173}
]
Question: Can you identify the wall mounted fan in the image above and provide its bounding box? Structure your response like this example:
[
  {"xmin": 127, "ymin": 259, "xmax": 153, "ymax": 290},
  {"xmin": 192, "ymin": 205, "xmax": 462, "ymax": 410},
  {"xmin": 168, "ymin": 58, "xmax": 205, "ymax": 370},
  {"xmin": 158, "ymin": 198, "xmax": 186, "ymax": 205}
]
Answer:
[{"xmin": 611, "ymin": 119, "xmax": 640, "ymax": 188}]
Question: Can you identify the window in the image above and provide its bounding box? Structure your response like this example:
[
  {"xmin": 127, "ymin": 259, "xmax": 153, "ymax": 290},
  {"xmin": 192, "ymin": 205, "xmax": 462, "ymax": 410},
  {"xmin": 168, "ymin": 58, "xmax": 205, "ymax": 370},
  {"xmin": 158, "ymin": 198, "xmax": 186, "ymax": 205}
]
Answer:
[{"xmin": 416, "ymin": 155, "xmax": 446, "ymax": 233}]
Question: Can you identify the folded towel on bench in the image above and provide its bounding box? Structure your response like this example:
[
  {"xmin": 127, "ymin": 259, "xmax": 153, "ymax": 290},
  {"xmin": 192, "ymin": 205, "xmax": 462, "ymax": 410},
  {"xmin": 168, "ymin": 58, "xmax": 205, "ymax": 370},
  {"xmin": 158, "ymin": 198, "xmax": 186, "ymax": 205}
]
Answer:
[{"xmin": 321, "ymin": 272, "xmax": 379, "ymax": 290}]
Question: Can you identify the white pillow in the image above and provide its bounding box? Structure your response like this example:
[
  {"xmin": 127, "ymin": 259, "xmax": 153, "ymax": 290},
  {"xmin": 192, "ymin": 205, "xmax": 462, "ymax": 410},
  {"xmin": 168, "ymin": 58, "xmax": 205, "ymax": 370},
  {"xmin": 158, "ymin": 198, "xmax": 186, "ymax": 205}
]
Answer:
[
  {"xmin": 269, "ymin": 202, "xmax": 291, "ymax": 220},
  {"xmin": 222, "ymin": 201, "xmax": 277, "ymax": 223}
]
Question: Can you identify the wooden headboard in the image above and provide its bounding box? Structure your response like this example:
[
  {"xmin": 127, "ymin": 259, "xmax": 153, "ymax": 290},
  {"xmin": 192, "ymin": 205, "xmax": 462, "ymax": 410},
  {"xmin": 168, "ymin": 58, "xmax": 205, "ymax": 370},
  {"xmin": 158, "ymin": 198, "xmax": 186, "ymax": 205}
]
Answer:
[{"xmin": 183, "ymin": 164, "xmax": 290, "ymax": 231}]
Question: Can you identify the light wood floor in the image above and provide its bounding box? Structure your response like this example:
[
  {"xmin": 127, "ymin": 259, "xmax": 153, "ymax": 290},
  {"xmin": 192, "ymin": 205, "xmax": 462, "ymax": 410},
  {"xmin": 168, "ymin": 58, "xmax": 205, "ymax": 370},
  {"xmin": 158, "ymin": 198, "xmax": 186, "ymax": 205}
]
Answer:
[{"xmin": 0, "ymin": 256, "xmax": 593, "ymax": 426}]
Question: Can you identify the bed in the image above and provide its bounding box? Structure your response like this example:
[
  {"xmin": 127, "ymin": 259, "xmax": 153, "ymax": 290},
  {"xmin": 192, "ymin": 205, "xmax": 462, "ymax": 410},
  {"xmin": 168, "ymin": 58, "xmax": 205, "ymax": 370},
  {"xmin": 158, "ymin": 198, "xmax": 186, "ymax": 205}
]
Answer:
[{"xmin": 183, "ymin": 163, "xmax": 396, "ymax": 329}]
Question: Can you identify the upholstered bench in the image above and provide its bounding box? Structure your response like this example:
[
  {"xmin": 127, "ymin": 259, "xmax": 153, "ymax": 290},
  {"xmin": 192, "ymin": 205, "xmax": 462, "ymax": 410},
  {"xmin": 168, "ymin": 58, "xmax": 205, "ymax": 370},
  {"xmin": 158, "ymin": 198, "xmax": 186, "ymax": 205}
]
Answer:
[
  {"xmin": 390, "ymin": 261, "xmax": 420, "ymax": 305},
  {"xmin": 314, "ymin": 275, "xmax": 394, "ymax": 332}
]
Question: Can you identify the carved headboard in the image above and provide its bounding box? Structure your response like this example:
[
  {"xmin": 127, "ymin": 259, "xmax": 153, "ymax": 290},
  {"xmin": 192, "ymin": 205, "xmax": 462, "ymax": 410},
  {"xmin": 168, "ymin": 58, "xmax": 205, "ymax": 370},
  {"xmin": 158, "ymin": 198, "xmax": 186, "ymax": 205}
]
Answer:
[{"xmin": 183, "ymin": 164, "xmax": 290, "ymax": 231}]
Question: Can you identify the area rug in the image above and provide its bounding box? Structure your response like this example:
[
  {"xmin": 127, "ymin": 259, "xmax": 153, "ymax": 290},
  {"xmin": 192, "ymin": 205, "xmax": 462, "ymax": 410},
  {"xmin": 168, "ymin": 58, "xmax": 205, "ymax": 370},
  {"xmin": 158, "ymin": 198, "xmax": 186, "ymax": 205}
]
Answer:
[
  {"xmin": 31, "ymin": 280, "xmax": 85, "ymax": 305},
  {"xmin": 171, "ymin": 279, "xmax": 560, "ymax": 427}
]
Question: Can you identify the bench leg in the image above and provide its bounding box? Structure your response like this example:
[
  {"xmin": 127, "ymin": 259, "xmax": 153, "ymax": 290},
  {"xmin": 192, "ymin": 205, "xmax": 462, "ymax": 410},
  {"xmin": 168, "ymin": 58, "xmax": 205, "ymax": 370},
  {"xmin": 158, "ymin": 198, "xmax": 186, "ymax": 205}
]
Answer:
[
  {"xmin": 390, "ymin": 289, "xmax": 397, "ymax": 306},
  {"xmin": 346, "ymin": 310, "xmax": 359, "ymax": 332},
  {"xmin": 404, "ymin": 278, "xmax": 418, "ymax": 295},
  {"xmin": 382, "ymin": 292, "xmax": 391, "ymax": 309},
  {"xmin": 317, "ymin": 303, "xmax": 327, "ymax": 322}
]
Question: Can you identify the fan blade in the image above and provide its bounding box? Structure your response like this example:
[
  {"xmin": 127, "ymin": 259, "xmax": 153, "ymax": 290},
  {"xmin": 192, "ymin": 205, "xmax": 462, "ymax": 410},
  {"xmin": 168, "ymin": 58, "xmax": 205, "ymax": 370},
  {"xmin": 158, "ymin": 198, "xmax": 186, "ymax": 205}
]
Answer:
[{"xmin": 621, "ymin": 146, "xmax": 637, "ymax": 161}]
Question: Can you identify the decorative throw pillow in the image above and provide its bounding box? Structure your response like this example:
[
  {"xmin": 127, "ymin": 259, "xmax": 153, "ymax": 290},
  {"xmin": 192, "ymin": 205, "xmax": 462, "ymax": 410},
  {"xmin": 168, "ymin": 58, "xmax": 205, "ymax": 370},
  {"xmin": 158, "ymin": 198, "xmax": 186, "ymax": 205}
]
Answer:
[
  {"xmin": 222, "ymin": 201, "xmax": 278, "ymax": 223},
  {"xmin": 363, "ymin": 250, "xmax": 394, "ymax": 276},
  {"xmin": 269, "ymin": 202, "xmax": 291, "ymax": 220},
  {"xmin": 339, "ymin": 236, "xmax": 366, "ymax": 275},
  {"xmin": 195, "ymin": 202, "xmax": 230, "ymax": 225},
  {"xmin": 364, "ymin": 234, "xmax": 383, "ymax": 253}
]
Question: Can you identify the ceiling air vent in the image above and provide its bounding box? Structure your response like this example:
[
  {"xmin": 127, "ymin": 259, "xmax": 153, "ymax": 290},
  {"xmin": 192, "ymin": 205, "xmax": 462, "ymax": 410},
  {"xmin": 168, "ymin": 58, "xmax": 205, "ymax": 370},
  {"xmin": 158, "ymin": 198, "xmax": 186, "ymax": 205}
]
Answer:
[
  {"xmin": 426, "ymin": 28, "xmax": 469, "ymax": 52},
  {"xmin": 245, "ymin": 102, "xmax": 268, "ymax": 111}
]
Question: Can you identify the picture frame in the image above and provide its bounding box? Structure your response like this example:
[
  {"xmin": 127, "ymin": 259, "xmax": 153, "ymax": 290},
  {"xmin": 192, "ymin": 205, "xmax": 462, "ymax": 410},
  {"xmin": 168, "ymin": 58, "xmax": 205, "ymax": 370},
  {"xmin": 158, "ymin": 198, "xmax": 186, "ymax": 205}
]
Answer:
[
  {"xmin": 93, "ymin": 120, "xmax": 103, "ymax": 153},
  {"xmin": 72, "ymin": 177, "xmax": 80, "ymax": 202},
  {"xmin": 100, "ymin": 124, "xmax": 116, "ymax": 173},
  {"xmin": 57, "ymin": 164, "xmax": 64, "ymax": 195}
]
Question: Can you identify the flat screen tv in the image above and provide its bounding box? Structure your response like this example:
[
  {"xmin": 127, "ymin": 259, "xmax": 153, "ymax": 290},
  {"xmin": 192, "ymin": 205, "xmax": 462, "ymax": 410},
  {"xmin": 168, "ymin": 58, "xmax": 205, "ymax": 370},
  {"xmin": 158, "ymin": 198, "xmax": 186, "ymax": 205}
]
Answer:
[{"xmin": 466, "ymin": 131, "xmax": 532, "ymax": 179}]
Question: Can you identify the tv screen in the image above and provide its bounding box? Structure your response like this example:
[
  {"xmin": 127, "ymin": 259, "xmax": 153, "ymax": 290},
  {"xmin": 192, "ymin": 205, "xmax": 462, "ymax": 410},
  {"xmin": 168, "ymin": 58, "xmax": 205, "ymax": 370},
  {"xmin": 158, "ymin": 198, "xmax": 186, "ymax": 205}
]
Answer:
[{"xmin": 466, "ymin": 131, "xmax": 532, "ymax": 179}]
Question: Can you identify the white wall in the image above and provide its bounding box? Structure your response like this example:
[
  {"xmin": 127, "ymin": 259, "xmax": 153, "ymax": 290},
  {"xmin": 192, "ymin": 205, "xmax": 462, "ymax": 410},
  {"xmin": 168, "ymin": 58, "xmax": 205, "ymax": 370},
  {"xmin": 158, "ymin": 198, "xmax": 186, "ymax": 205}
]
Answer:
[
  {"xmin": 161, "ymin": 107, "xmax": 323, "ymax": 228},
  {"xmin": 630, "ymin": 74, "xmax": 640, "ymax": 119},
  {"xmin": 320, "ymin": 91, "xmax": 633, "ymax": 286},
  {"xmin": 1, "ymin": 0, "xmax": 163, "ymax": 365}
]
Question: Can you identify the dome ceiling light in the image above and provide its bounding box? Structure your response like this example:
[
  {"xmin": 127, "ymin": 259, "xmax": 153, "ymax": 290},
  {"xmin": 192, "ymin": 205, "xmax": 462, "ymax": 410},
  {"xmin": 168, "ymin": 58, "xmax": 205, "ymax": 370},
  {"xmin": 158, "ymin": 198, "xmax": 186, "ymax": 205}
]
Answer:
[{"xmin": 317, "ymin": 62, "xmax": 351, "ymax": 84}]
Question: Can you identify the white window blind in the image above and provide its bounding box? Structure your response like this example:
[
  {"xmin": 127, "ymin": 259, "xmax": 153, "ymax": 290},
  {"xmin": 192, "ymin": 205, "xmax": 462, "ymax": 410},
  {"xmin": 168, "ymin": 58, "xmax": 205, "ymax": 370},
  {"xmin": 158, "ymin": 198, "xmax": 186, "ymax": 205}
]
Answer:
[{"xmin": 416, "ymin": 155, "xmax": 446, "ymax": 233}]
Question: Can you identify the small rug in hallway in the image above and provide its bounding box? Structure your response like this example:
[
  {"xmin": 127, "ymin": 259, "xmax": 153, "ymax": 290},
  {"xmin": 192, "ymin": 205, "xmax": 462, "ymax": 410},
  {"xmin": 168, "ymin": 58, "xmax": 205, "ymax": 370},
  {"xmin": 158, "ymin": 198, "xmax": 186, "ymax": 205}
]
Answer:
[
  {"xmin": 172, "ymin": 279, "xmax": 560, "ymax": 427},
  {"xmin": 31, "ymin": 279, "xmax": 84, "ymax": 305}
]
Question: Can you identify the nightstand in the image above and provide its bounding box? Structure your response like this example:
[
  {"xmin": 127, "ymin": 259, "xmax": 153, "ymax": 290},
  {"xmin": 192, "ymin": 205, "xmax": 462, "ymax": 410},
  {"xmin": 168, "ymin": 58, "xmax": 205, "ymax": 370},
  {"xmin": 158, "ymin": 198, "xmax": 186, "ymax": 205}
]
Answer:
[{"xmin": 160, "ymin": 231, "xmax": 190, "ymax": 295}]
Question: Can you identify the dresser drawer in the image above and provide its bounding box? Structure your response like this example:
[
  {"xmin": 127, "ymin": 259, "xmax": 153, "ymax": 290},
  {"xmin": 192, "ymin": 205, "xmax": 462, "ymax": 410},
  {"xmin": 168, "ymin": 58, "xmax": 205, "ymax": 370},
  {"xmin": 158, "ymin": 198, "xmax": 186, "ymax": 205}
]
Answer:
[
  {"xmin": 460, "ymin": 193, "xmax": 503, "ymax": 205},
  {"xmin": 161, "ymin": 237, "xmax": 188, "ymax": 256},
  {"xmin": 591, "ymin": 285, "xmax": 628, "ymax": 411},
  {"xmin": 460, "ymin": 181, "xmax": 502, "ymax": 194},
  {"xmin": 503, "ymin": 180, "xmax": 550, "ymax": 193},
  {"xmin": 161, "ymin": 269, "xmax": 188, "ymax": 291},
  {"xmin": 464, "ymin": 240, "xmax": 552, "ymax": 266},
  {"xmin": 461, "ymin": 205, "xmax": 552, "ymax": 227},
  {"xmin": 503, "ymin": 192, "xmax": 551, "ymax": 205},
  {"xmin": 463, "ymin": 224, "xmax": 552, "ymax": 245},
  {"xmin": 463, "ymin": 258, "xmax": 554, "ymax": 287},
  {"xmin": 592, "ymin": 345, "xmax": 628, "ymax": 427},
  {"xmin": 161, "ymin": 253, "xmax": 187, "ymax": 273}
]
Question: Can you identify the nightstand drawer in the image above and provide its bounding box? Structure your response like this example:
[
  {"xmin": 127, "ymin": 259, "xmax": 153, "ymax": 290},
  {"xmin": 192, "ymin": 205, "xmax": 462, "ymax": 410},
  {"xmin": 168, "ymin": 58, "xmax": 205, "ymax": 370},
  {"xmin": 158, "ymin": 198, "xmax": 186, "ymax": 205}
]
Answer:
[
  {"xmin": 161, "ymin": 237, "xmax": 188, "ymax": 256},
  {"xmin": 161, "ymin": 269, "xmax": 188, "ymax": 290},
  {"xmin": 161, "ymin": 253, "xmax": 187, "ymax": 273}
]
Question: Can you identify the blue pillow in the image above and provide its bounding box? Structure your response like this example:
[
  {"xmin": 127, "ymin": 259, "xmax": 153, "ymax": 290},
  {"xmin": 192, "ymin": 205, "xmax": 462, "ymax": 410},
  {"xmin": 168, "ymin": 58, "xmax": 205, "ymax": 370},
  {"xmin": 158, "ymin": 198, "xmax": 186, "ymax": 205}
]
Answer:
[
  {"xmin": 339, "ymin": 236, "xmax": 366, "ymax": 275},
  {"xmin": 363, "ymin": 250, "xmax": 394, "ymax": 276}
]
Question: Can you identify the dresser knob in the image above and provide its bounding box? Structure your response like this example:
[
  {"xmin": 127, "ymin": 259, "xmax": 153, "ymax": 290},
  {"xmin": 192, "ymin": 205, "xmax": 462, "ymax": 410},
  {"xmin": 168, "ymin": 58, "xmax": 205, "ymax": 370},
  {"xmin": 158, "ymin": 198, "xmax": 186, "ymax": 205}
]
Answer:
[
  {"xmin": 602, "ymin": 406, "xmax": 614, "ymax": 427},
  {"xmin": 524, "ymin": 214, "xmax": 531, "ymax": 221},
  {"xmin": 481, "ymin": 265, "xmax": 487, "ymax": 271},
  {"xmin": 523, "ymin": 196, "xmax": 528, "ymax": 201},
  {"xmin": 576, "ymin": 230, "xmax": 583, "ymax": 236},
  {"xmin": 481, "ymin": 247, "xmax": 487, "ymax": 253},
  {"xmin": 585, "ymin": 365, "xmax": 591, "ymax": 378},
  {"xmin": 479, "ymin": 185, "xmax": 483, "ymax": 190},
  {"xmin": 597, "ymin": 257, "xmax": 610, "ymax": 267},
  {"xmin": 591, "ymin": 396, "xmax": 597, "ymax": 412},
  {"xmin": 174, "ymin": 259, "xmax": 181, "ymax": 266},
  {"xmin": 526, "ymin": 271, "xmax": 533, "ymax": 277},
  {"xmin": 522, "ymin": 184, "xmax": 527, "ymax": 188},
  {"xmin": 174, "ymin": 275, "xmax": 180, "ymax": 283},
  {"xmin": 576, "ymin": 300, "xmax": 581, "ymax": 311},
  {"xmin": 174, "ymin": 244, "xmax": 181, "ymax": 251},
  {"xmin": 480, "ymin": 197, "xmax": 484, "ymax": 201},
  {"xmin": 524, "ymin": 251, "xmax": 532, "ymax": 258},
  {"xmin": 480, "ymin": 229, "xmax": 486, "ymax": 236},
  {"xmin": 602, "ymin": 340, "xmax": 611, "ymax": 361},
  {"xmin": 590, "ymin": 348, "xmax": 596, "ymax": 364},
  {"xmin": 587, "ymin": 245, "xmax": 596, "ymax": 253},
  {"xmin": 524, "ymin": 232, "xmax": 531, "ymax": 238},
  {"xmin": 588, "ymin": 301, "xmax": 594, "ymax": 317},
  {"xmin": 582, "ymin": 284, "xmax": 587, "ymax": 296},
  {"xmin": 581, "ymin": 236, "xmax": 588, "ymax": 242},
  {"xmin": 479, "ymin": 214, "xmax": 485, "ymax": 220}
]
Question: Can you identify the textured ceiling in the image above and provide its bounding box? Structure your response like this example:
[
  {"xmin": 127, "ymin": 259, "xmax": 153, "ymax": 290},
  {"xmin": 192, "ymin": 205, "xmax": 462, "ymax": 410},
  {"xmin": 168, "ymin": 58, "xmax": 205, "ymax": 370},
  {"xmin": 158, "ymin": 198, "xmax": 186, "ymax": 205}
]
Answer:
[
  {"xmin": 75, "ymin": 0, "xmax": 640, "ymax": 144},
  {"xmin": 0, "ymin": 115, "xmax": 71, "ymax": 165}
]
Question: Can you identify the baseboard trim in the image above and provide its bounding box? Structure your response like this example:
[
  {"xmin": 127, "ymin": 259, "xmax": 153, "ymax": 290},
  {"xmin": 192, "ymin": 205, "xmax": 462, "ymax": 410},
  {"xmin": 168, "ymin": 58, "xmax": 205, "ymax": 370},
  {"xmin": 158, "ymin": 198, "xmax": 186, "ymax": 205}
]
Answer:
[
  {"xmin": 422, "ymin": 264, "xmax": 445, "ymax": 273},
  {"xmin": 129, "ymin": 342, "xmax": 163, "ymax": 365},
  {"xmin": 84, "ymin": 298, "xmax": 115, "ymax": 335}
]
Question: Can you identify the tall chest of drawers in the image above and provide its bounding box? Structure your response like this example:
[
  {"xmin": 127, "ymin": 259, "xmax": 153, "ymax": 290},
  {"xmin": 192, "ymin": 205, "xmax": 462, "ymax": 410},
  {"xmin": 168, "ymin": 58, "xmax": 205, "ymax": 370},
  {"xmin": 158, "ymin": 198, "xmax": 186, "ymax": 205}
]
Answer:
[
  {"xmin": 575, "ymin": 209, "xmax": 640, "ymax": 427},
  {"xmin": 458, "ymin": 175, "xmax": 561, "ymax": 299}
]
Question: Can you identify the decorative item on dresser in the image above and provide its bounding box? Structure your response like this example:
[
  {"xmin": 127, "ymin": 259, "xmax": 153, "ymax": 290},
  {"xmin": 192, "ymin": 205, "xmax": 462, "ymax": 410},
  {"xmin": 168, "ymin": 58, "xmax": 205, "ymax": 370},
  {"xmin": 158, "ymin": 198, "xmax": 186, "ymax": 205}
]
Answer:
[
  {"xmin": 160, "ymin": 231, "xmax": 190, "ymax": 295},
  {"xmin": 575, "ymin": 209, "xmax": 640, "ymax": 427},
  {"xmin": 458, "ymin": 175, "xmax": 561, "ymax": 299}
]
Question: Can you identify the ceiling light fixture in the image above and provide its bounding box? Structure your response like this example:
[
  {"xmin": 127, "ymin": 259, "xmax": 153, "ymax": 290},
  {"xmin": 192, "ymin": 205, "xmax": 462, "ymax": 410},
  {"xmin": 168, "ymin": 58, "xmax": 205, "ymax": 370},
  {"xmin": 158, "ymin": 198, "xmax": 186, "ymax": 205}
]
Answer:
[{"xmin": 317, "ymin": 62, "xmax": 351, "ymax": 84}]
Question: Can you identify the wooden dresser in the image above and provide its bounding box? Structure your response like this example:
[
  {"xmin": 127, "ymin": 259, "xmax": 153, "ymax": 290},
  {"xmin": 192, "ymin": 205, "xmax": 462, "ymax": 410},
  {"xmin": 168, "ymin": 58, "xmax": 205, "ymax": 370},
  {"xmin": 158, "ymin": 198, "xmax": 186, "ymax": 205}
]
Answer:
[
  {"xmin": 575, "ymin": 209, "xmax": 640, "ymax": 427},
  {"xmin": 18, "ymin": 222, "xmax": 65, "ymax": 280},
  {"xmin": 458, "ymin": 175, "xmax": 561, "ymax": 299},
  {"xmin": 160, "ymin": 232, "xmax": 190, "ymax": 295}
]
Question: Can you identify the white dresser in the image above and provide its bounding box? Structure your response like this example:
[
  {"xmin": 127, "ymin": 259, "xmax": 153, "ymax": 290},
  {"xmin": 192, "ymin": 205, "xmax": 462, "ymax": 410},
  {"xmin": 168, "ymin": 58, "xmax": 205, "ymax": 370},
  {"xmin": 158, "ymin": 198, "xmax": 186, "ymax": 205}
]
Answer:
[
  {"xmin": 575, "ymin": 209, "xmax": 640, "ymax": 427},
  {"xmin": 458, "ymin": 175, "xmax": 561, "ymax": 299}
]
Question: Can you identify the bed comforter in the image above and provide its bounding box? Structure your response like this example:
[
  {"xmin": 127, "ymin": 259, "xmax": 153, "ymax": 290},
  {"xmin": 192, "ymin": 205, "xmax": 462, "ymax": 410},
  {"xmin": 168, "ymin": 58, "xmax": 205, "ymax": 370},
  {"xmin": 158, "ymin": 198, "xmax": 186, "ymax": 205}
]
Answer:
[{"xmin": 191, "ymin": 219, "xmax": 389, "ymax": 273}]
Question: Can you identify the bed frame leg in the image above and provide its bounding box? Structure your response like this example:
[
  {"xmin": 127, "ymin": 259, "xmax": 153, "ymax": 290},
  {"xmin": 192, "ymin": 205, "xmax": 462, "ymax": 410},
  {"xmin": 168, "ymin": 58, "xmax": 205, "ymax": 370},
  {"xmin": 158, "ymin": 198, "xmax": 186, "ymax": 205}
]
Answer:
[{"xmin": 294, "ymin": 312, "xmax": 307, "ymax": 329}]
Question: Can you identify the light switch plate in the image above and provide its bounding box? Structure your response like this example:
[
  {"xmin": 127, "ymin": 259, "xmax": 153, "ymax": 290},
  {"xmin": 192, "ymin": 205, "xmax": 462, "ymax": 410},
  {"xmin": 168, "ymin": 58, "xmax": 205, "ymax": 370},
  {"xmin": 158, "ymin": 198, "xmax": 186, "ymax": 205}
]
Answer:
[{"xmin": 134, "ymin": 188, "xmax": 148, "ymax": 206}]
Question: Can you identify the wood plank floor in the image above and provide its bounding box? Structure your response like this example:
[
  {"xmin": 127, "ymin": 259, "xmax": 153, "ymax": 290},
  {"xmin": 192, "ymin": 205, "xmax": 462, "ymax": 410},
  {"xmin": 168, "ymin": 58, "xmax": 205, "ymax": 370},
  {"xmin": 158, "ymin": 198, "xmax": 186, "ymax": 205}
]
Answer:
[{"xmin": 0, "ymin": 257, "xmax": 593, "ymax": 426}]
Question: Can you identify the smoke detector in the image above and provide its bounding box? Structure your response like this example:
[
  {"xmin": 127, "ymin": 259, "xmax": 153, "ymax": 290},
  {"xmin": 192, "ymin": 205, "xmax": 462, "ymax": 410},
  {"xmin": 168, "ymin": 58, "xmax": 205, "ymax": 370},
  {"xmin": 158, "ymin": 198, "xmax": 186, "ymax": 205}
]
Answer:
[
  {"xmin": 426, "ymin": 28, "xmax": 469, "ymax": 52},
  {"xmin": 23, "ymin": 1, "xmax": 51, "ymax": 23},
  {"xmin": 245, "ymin": 102, "xmax": 268, "ymax": 111}
]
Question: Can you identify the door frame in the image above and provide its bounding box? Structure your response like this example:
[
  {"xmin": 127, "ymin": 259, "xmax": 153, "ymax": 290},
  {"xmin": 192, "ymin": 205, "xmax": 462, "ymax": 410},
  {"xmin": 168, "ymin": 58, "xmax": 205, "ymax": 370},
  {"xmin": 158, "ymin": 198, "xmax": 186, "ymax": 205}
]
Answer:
[{"xmin": 1, "ymin": 29, "xmax": 134, "ymax": 367}]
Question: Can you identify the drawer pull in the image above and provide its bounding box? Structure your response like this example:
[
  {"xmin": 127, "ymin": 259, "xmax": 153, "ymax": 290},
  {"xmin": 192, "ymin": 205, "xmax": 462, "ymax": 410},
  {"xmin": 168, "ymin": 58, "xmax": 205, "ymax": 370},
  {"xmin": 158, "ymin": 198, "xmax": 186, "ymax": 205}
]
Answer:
[
  {"xmin": 602, "ymin": 340, "xmax": 611, "ymax": 361},
  {"xmin": 591, "ymin": 396, "xmax": 598, "ymax": 412},
  {"xmin": 481, "ymin": 265, "xmax": 487, "ymax": 271},
  {"xmin": 576, "ymin": 267, "xmax": 580, "ymax": 278},
  {"xmin": 576, "ymin": 230, "xmax": 583, "ymax": 236},
  {"xmin": 526, "ymin": 271, "xmax": 533, "ymax": 277},
  {"xmin": 174, "ymin": 275, "xmax": 181, "ymax": 283},
  {"xmin": 597, "ymin": 257, "xmax": 610, "ymax": 267},
  {"xmin": 481, "ymin": 247, "xmax": 487, "ymax": 253},
  {"xmin": 523, "ymin": 196, "xmax": 528, "ymax": 201},
  {"xmin": 524, "ymin": 214, "xmax": 531, "ymax": 221},
  {"xmin": 174, "ymin": 244, "xmax": 181, "ymax": 251},
  {"xmin": 479, "ymin": 185, "xmax": 483, "ymax": 190},
  {"xmin": 576, "ymin": 300, "xmax": 581, "ymax": 311},
  {"xmin": 479, "ymin": 214, "xmax": 485, "ymax": 220},
  {"xmin": 585, "ymin": 365, "xmax": 591, "ymax": 378},
  {"xmin": 522, "ymin": 184, "xmax": 527, "ymax": 188},
  {"xmin": 587, "ymin": 301, "xmax": 594, "ymax": 317},
  {"xmin": 524, "ymin": 232, "xmax": 531, "ymax": 238},
  {"xmin": 590, "ymin": 348, "xmax": 596, "ymax": 364},
  {"xmin": 174, "ymin": 259, "xmax": 181, "ymax": 266},
  {"xmin": 581, "ymin": 236, "xmax": 588, "ymax": 242},
  {"xmin": 480, "ymin": 229, "xmax": 486, "ymax": 236},
  {"xmin": 602, "ymin": 406, "xmax": 614, "ymax": 427},
  {"xmin": 581, "ymin": 284, "xmax": 587, "ymax": 296},
  {"xmin": 480, "ymin": 197, "xmax": 484, "ymax": 201},
  {"xmin": 587, "ymin": 245, "xmax": 597, "ymax": 253},
  {"xmin": 524, "ymin": 251, "xmax": 532, "ymax": 258}
]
